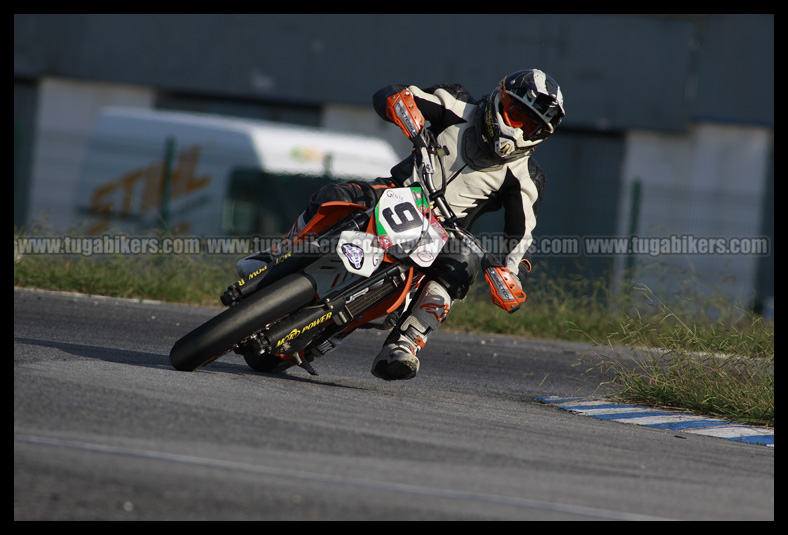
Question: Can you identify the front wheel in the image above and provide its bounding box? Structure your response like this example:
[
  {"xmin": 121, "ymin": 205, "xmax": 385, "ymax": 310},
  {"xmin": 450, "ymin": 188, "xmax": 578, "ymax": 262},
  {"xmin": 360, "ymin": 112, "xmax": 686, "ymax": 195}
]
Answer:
[
  {"xmin": 169, "ymin": 273, "xmax": 316, "ymax": 371},
  {"xmin": 242, "ymin": 352, "xmax": 296, "ymax": 374}
]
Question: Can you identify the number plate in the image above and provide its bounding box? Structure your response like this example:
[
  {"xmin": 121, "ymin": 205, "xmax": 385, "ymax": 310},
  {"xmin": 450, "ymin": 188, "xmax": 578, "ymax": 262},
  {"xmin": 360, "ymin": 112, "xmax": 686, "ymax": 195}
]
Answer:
[{"xmin": 375, "ymin": 187, "xmax": 448, "ymax": 267}]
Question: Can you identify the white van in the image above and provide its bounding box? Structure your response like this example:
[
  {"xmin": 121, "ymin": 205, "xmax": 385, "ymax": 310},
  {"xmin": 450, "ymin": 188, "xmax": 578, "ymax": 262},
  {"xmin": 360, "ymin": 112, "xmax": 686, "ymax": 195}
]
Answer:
[{"xmin": 74, "ymin": 107, "xmax": 400, "ymax": 236}]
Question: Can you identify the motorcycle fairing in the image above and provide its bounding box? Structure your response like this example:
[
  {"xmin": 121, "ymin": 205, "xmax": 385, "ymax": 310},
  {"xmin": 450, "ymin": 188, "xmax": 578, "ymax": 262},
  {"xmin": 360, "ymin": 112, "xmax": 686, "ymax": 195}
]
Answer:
[
  {"xmin": 336, "ymin": 230, "xmax": 386, "ymax": 277},
  {"xmin": 292, "ymin": 201, "xmax": 370, "ymax": 242}
]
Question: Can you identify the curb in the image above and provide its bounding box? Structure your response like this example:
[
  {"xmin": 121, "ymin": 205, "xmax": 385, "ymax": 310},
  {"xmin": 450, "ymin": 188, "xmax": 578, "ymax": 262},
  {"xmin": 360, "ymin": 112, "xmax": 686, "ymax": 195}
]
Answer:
[{"xmin": 537, "ymin": 396, "xmax": 773, "ymax": 447}]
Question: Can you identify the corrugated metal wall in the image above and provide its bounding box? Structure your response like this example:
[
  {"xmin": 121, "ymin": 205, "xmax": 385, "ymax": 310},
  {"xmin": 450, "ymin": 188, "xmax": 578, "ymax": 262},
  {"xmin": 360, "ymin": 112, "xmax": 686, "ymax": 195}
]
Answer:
[{"xmin": 14, "ymin": 14, "xmax": 774, "ymax": 129}]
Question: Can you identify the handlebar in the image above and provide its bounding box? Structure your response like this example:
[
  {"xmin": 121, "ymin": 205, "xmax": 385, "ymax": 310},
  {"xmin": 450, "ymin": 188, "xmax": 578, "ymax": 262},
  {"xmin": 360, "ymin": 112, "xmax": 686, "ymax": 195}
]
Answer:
[
  {"xmin": 409, "ymin": 131, "xmax": 455, "ymax": 223},
  {"xmin": 408, "ymin": 132, "xmax": 495, "ymax": 267}
]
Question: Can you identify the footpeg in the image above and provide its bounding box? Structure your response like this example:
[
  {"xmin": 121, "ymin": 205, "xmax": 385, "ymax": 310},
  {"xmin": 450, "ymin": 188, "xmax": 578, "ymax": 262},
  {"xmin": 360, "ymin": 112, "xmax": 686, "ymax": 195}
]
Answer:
[{"xmin": 299, "ymin": 360, "xmax": 319, "ymax": 376}]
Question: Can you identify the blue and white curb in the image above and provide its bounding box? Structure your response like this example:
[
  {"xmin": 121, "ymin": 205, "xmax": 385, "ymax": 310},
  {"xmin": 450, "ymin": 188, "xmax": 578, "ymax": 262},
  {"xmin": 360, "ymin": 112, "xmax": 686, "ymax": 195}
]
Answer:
[{"xmin": 537, "ymin": 396, "xmax": 773, "ymax": 447}]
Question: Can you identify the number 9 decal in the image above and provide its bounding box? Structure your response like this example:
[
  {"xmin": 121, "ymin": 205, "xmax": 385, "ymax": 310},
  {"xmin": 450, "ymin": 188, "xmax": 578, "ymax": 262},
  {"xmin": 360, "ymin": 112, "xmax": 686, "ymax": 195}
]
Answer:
[{"xmin": 381, "ymin": 202, "xmax": 422, "ymax": 232}]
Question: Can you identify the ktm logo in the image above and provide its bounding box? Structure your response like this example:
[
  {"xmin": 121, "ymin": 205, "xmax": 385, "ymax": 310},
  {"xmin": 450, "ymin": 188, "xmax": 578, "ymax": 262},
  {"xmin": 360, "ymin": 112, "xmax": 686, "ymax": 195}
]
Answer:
[{"xmin": 421, "ymin": 303, "xmax": 450, "ymax": 322}]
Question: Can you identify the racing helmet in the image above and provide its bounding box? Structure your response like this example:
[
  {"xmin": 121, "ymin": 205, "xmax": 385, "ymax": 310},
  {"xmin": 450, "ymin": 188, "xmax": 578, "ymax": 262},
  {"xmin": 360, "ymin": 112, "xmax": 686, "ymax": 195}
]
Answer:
[{"xmin": 483, "ymin": 69, "xmax": 565, "ymax": 157}]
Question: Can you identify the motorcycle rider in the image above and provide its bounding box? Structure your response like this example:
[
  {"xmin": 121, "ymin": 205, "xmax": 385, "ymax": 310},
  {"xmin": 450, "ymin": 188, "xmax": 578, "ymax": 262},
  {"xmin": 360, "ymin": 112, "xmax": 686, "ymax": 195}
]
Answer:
[{"xmin": 237, "ymin": 69, "xmax": 565, "ymax": 381}]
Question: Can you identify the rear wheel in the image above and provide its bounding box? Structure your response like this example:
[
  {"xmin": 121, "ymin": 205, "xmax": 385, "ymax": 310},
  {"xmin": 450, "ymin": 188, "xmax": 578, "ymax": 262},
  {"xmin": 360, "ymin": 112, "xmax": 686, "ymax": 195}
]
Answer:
[{"xmin": 169, "ymin": 273, "xmax": 316, "ymax": 371}]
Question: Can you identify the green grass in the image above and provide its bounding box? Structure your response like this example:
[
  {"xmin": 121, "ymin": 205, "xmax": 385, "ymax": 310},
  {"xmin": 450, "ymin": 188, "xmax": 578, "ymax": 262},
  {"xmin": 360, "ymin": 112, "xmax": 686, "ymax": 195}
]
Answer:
[
  {"xmin": 14, "ymin": 227, "xmax": 237, "ymax": 306},
  {"xmin": 586, "ymin": 283, "xmax": 774, "ymax": 427},
  {"xmin": 14, "ymin": 227, "xmax": 773, "ymax": 427}
]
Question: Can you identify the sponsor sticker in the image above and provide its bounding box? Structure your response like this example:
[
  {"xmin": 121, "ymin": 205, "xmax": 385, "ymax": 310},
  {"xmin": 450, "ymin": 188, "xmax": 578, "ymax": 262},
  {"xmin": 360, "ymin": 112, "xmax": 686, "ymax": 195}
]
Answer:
[{"xmin": 341, "ymin": 243, "xmax": 364, "ymax": 270}]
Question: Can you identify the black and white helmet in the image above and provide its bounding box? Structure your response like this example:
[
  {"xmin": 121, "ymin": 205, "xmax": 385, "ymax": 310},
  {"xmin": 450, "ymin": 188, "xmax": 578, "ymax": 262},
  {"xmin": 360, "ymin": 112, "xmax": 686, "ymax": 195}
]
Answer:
[{"xmin": 483, "ymin": 69, "xmax": 565, "ymax": 157}]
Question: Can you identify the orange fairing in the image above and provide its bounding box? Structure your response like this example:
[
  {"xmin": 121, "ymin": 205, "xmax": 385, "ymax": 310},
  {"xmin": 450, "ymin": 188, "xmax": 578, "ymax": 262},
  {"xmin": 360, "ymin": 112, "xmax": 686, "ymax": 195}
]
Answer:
[{"xmin": 292, "ymin": 201, "xmax": 368, "ymax": 241}]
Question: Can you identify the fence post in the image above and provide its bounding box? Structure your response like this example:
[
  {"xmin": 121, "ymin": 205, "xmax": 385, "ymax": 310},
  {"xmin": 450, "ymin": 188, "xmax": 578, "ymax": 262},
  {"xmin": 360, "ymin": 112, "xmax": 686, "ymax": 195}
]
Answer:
[
  {"xmin": 160, "ymin": 137, "xmax": 175, "ymax": 231},
  {"xmin": 625, "ymin": 178, "xmax": 642, "ymax": 283}
]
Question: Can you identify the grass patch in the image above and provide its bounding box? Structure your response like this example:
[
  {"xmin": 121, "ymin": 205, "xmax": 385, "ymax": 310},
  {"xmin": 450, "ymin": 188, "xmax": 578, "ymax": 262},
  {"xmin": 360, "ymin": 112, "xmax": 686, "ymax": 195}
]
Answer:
[
  {"xmin": 14, "ymin": 227, "xmax": 236, "ymax": 306},
  {"xmin": 597, "ymin": 349, "xmax": 774, "ymax": 427},
  {"xmin": 590, "ymin": 283, "xmax": 774, "ymax": 427}
]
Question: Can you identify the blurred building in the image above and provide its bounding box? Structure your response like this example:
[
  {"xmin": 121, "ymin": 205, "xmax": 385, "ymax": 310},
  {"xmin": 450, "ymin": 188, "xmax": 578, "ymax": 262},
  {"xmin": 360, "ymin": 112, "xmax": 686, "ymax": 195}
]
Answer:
[{"xmin": 14, "ymin": 14, "xmax": 773, "ymax": 309}]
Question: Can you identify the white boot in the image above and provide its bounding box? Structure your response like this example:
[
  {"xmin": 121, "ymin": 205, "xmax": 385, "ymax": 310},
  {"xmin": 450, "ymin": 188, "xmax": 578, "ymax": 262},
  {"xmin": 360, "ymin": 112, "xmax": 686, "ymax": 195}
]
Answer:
[
  {"xmin": 235, "ymin": 212, "xmax": 308, "ymax": 279},
  {"xmin": 372, "ymin": 280, "xmax": 452, "ymax": 380}
]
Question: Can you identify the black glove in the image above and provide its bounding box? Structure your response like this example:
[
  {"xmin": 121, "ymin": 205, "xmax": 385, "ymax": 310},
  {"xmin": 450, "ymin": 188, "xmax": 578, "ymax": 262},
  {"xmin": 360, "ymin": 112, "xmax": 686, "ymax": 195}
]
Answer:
[{"xmin": 514, "ymin": 258, "xmax": 531, "ymax": 291}]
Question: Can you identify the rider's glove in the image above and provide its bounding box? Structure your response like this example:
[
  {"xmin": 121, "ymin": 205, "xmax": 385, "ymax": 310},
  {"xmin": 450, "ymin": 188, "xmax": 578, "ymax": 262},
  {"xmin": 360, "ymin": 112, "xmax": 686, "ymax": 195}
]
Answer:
[
  {"xmin": 385, "ymin": 89, "xmax": 425, "ymax": 139},
  {"xmin": 513, "ymin": 258, "xmax": 531, "ymax": 292}
]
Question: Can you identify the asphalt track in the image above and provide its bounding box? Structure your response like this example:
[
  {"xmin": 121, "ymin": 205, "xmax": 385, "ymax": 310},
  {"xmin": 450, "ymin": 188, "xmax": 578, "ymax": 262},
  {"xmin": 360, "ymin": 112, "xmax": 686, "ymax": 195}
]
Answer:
[{"xmin": 14, "ymin": 288, "xmax": 774, "ymax": 520}]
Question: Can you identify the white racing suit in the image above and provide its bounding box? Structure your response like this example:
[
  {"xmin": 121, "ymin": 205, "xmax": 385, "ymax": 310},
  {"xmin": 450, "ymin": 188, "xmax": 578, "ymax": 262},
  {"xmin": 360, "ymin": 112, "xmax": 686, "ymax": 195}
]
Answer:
[{"xmin": 240, "ymin": 83, "xmax": 546, "ymax": 380}]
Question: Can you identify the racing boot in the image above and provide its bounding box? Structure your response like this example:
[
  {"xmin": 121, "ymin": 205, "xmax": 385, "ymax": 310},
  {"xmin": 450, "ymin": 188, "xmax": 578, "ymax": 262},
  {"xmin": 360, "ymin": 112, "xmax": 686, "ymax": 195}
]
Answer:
[
  {"xmin": 372, "ymin": 280, "xmax": 453, "ymax": 381},
  {"xmin": 235, "ymin": 212, "xmax": 308, "ymax": 279}
]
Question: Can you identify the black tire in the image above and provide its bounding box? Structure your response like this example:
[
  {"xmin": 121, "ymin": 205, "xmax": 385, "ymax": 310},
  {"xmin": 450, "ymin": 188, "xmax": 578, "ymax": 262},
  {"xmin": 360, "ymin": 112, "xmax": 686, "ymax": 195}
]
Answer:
[
  {"xmin": 242, "ymin": 352, "xmax": 296, "ymax": 374},
  {"xmin": 169, "ymin": 273, "xmax": 316, "ymax": 371}
]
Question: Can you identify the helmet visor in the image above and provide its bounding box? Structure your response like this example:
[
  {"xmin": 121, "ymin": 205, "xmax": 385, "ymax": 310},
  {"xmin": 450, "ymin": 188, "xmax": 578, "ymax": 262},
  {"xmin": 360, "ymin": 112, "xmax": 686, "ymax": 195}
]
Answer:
[{"xmin": 500, "ymin": 91, "xmax": 550, "ymax": 138}]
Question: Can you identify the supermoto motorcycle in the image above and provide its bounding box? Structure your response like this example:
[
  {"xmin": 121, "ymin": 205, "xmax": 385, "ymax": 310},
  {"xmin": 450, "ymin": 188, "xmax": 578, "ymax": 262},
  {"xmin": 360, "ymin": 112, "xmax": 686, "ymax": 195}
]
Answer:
[{"xmin": 169, "ymin": 128, "xmax": 526, "ymax": 376}]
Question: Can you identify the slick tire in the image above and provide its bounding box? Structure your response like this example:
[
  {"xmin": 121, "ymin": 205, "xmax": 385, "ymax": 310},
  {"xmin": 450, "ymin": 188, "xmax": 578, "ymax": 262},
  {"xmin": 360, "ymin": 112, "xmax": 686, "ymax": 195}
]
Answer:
[
  {"xmin": 169, "ymin": 273, "xmax": 316, "ymax": 371},
  {"xmin": 242, "ymin": 352, "xmax": 296, "ymax": 374}
]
